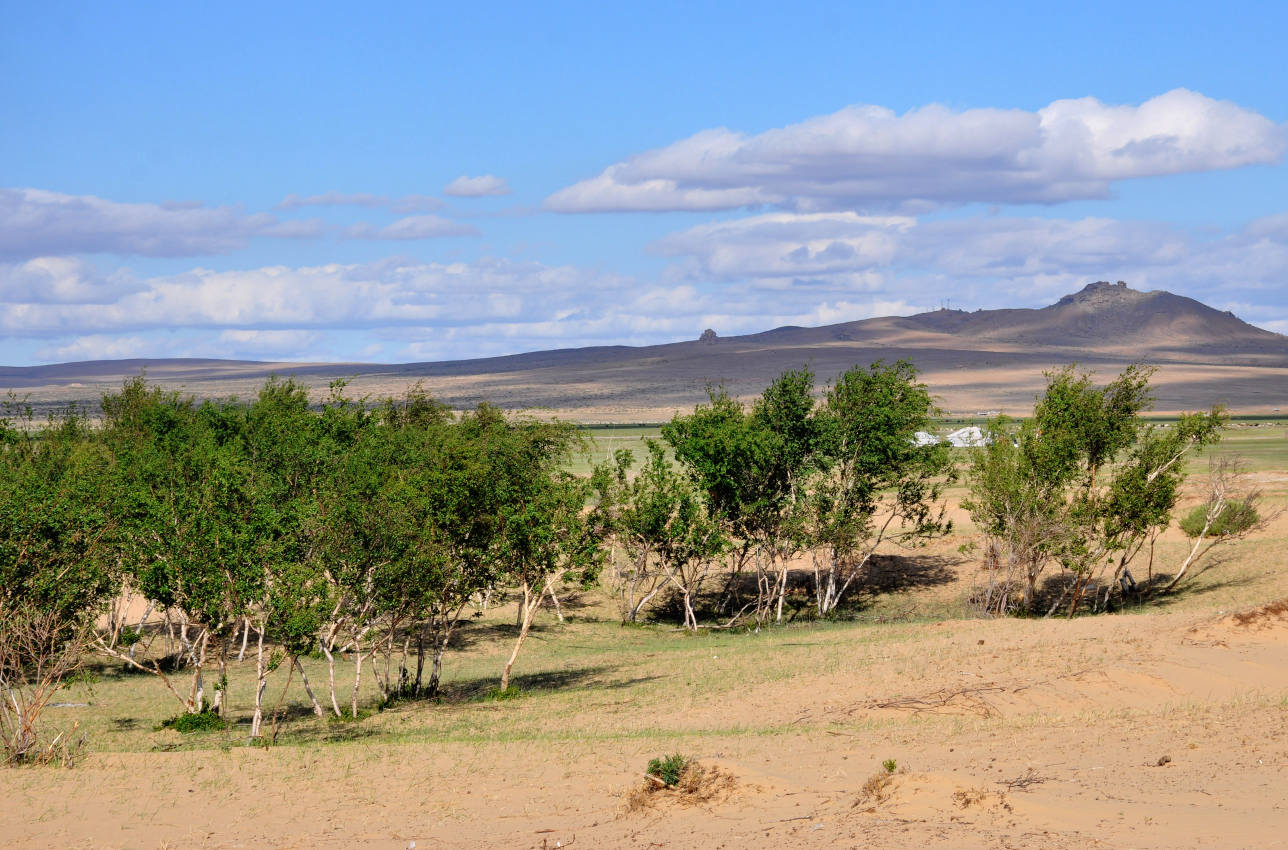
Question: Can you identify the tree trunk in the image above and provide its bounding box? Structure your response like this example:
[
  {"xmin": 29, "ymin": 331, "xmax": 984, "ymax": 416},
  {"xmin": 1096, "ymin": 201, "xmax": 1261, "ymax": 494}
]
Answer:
[
  {"xmin": 428, "ymin": 635, "xmax": 446, "ymax": 696},
  {"xmin": 1165, "ymin": 517, "xmax": 1216, "ymax": 592},
  {"xmin": 628, "ymin": 584, "xmax": 663, "ymax": 623},
  {"xmin": 294, "ymin": 656, "xmax": 325, "ymax": 717},
  {"xmin": 350, "ymin": 645, "xmax": 364, "ymax": 719},
  {"xmin": 774, "ymin": 564, "xmax": 788, "ymax": 623},
  {"xmin": 213, "ymin": 637, "xmax": 227, "ymax": 716},
  {"xmin": 414, "ymin": 629, "xmax": 426, "ymax": 695},
  {"xmin": 500, "ymin": 582, "xmax": 541, "ymax": 692},
  {"xmin": 237, "ymin": 616, "xmax": 250, "ymax": 662},
  {"xmin": 189, "ymin": 629, "xmax": 210, "ymax": 714},
  {"xmin": 544, "ymin": 576, "xmax": 565, "ymax": 623},
  {"xmin": 249, "ymin": 623, "xmax": 267, "ymax": 739},
  {"xmin": 321, "ymin": 643, "xmax": 342, "ymax": 718}
]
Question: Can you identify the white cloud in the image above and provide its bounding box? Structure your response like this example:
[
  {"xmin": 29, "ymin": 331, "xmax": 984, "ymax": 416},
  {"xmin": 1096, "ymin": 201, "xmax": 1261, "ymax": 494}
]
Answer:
[
  {"xmin": 443, "ymin": 175, "xmax": 512, "ymax": 197},
  {"xmin": 1, "ymin": 251, "xmax": 925, "ymax": 363},
  {"xmin": 546, "ymin": 90, "xmax": 1286, "ymax": 213},
  {"xmin": 35, "ymin": 334, "xmax": 152, "ymax": 363},
  {"xmin": 652, "ymin": 208, "xmax": 1288, "ymax": 329},
  {"xmin": 388, "ymin": 194, "xmax": 447, "ymax": 214},
  {"xmin": 0, "ymin": 257, "xmax": 142, "ymax": 303},
  {"xmin": 0, "ymin": 188, "xmax": 322, "ymax": 259},
  {"xmin": 652, "ymin": 212, "xmax": 913, "ymax": 281},
  {"xmin": 6, "ymin": 203, "xmax": 1286, "ymax": 365},
  {"xmin": 276, "ymin": 192, "xmax": 389, "ymax": 209},
  {"xmin": 0, "ymin": 257, "xmax": 633, "ymax": 337},
  {"xmin": 346, "ymin": 215, "xmax": 480, "ymax": 240}
]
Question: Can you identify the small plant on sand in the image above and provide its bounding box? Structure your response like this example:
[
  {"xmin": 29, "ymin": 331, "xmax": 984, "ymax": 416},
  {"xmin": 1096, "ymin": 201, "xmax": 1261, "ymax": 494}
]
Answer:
[
  {"xmin": 855, "ymin": 759, "xmax": 900, "ymax": 810},
  {"xmin": 626, "ymin": 755, "xmax": 736, "ymax": 811}
]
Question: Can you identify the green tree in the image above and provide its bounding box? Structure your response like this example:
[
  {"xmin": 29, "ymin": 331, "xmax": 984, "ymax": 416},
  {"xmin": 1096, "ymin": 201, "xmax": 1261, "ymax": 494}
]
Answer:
[
  {"xmin": 99, "ymin": 379, "xmax": 260, "ymax": 715},
  {"xmin": 489, "ymin": 410, "xmax": 599, "ymax": 691},
  {"xmin": 808, "ymin": 360, "xmax": 955, "ymax": 615},
  {"xmin": 663, "ymin": 370, "xmax": 818, "ymax": 626},
  {"xmin": 0, "ymin": 399, "xmax": 117, "ymax": 763},
  {"xmin": 964, "ymin": 365, "xmax": 1224, "ymax": 615},
  {"xmin": 615, "ymin": 441, "xmax": 726, "ymax": 630}
]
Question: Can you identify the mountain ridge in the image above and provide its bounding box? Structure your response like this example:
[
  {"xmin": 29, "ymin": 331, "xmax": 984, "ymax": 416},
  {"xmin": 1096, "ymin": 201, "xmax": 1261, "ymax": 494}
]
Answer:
[{"xmin": 6, "ymin": 282, "xmax": 1287, "ymax": 419}]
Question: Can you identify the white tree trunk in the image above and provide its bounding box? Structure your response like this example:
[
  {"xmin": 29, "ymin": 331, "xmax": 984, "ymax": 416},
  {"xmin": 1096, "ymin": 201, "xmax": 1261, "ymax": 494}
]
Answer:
[
  {"xmin": 294, "ymin": 657, "xmax": 325, "ymax": 717},
  {"xmin": 249, "ymin": 623, "xmax": 267, "ymax": 739},
  {"xmin": 500, "ymin": 583, "xmax": 542, "ymax": 692}
]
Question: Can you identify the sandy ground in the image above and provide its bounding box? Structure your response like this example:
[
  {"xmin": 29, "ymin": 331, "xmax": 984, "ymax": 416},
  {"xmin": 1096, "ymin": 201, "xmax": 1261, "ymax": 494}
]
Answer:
[{"xmin": 5, "ymin": 602, "xmax": 1287, "ymax": 850}]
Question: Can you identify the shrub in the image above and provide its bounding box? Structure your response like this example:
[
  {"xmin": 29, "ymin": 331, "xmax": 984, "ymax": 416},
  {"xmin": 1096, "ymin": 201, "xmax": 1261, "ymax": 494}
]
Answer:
[
  {"xmin": 161, "ymin": 710, "xmax": 226, "ymax": 734},
  {"xmin": 626, "ymin": 755, "xmax": 736, "ymax": 812},
  {"xmin": 1179, "ymin": 499, "xmax": 1259, "ymax": 538},
  {"xmin": 647, "ymin": 753, "xmax": 688, "ymax": 787}
]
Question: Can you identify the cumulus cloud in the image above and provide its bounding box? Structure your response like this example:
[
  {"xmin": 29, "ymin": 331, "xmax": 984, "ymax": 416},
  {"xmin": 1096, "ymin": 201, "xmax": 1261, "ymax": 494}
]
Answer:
[
  {"xmin": 652, "ymin": 209, "xmax": 1288, "ymax": 324},
  {"xmin": 0, "ymin": 188, "xmax": 322, "ymax": 259},
  {"xmin": 6, "ymin": 202, "xmax": 1286, "ymax": 364},
  {"xmin": 0, "ymin": 257, "xmax": 143, "ymax": 303},
  {"xmin": 547, "ymin": 90, "xmax": 1286, "ymax": 213},
  {"xmin": 443, "ymin": 175, "xmax": 512, "ymax": 197},
  {"xmin": 0, "ymin": 250, "xmax": 923, "ymax": 364}
]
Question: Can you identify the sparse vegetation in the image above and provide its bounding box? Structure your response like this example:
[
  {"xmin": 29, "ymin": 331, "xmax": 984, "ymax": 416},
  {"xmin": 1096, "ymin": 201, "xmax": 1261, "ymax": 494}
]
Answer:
[
  {"xmin": 627, "ymin": 754, "xmax": 735, "ymax": 811},
  {"xmin": 857, "ymin": 765, "xmax": 897, "ymax": 808}
]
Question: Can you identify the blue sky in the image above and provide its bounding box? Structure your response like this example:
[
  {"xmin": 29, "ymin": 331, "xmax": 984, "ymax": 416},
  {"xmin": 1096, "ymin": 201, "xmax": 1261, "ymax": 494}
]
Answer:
[{"xmin": 2, "ymin": 0, "xmax": 1286, "ymax": 365}]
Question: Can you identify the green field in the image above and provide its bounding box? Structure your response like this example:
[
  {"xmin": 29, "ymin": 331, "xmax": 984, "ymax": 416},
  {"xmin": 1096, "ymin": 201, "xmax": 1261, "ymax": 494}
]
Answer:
[{"xmin": 570, "ymin": 420, "xmax": 1288, "ymax": 478}]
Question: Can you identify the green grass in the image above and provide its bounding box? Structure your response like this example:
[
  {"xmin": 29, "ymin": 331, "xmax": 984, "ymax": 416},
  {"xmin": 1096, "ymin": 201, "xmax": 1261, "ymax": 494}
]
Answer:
[
  {"xmin": 566, "ymin": 425, "xmax": 664, "ymax": 476},
  {"xmin": 1189, "ymin": 423, "xmax": 1288, "ymax": 474}
]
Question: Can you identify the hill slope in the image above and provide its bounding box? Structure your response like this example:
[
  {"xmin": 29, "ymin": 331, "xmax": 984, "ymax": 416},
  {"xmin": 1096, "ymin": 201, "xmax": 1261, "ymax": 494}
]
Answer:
[{"xmin": 5, "ymin": 282, "xmax": 1287, "ymax": 420}]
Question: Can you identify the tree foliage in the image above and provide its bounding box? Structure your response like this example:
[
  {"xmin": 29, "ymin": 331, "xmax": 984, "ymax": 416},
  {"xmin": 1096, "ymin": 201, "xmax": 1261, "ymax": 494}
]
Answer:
[
  {"xmin": 963, "ymin": 365, "xmax": 1225, "ymax": 615},
  {"xmin": 652, "ymin": 361, "xmax": 952, "ymax": 626}
]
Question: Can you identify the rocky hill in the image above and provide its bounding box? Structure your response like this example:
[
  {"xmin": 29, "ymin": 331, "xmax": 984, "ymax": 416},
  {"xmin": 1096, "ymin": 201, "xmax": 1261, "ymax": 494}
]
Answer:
[{"xmin": 5, "ymin": 283, "xmax": 1286, "ymax": 420}]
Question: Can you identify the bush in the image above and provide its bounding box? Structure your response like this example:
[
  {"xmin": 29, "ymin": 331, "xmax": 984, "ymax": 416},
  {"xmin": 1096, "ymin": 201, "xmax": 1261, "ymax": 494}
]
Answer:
[
  {"xmin": 1179, "ymin": 499, "xmax": 1259, "ymax": 538},
  {"xmin": 626, "ymin": 755, "xmax": 736, "ymax": 812},
  {"xmin": 161, "ymin": 710, "xmax": 226, "ymax": 734},
  {"xmin": 647, "ymin": 753, "xmax": 688, "ymax": 787}
]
